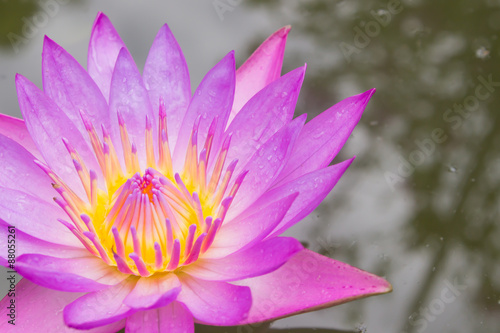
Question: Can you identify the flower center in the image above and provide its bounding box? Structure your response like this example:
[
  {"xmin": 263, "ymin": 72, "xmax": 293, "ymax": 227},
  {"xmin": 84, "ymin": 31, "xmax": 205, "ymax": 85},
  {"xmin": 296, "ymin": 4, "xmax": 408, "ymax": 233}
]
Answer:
[{"xmin": 36, "ymin": 99, "xmax": 245, "ymax": 277}]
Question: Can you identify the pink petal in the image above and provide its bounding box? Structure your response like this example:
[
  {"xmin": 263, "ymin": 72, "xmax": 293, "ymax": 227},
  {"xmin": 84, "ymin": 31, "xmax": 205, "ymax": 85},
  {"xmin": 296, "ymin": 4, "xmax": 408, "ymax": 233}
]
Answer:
[
  {"xmin": 109, "ymin": 48, "xmax": 155, "ymax": 167},
  {"xmin": 176, "ymin": 273, "xmax": 251, "ymax": 326},
  {"xmin": 124, "ymin": 273, "xmax": 181, "ymax": 310},
  {"xmin": 16, "ymin": 254, "xmax": 128, "ymax": 292},
  {"xmin": 267, "ymin": 158, "xmax": 354, "ymax": 237},
  {"xmin": 64, "ymin": 277, "xmax": 137, "ymax": 330},
  {"xmin": 203, "ymin": 193, "xmax": 298, "ymax": 259},
  {"xmin": 227, "ymin": 115, "xmax": 305, "ymax": 219},
  {"xmin": 0, "ymin": 114, "xmax": 41, "ymax": 159},
  {"xmin": 143, "ymin": 24, "xmax": 191, "ymax": 149},
  {"xmin": 0, "ymin": 279, "xmax": 125, "ymax": 332},
  {"xmin": 230, "ymin": 26, "xmax": 290, "ymax": 123},
  {"xmin": 125, "ymin": 301, "xmax": 194, "ymax": 333},
  {"xmin": 15, "ymin": 74, "xmax": 100, "ymax": 198},
  {"xmin": 0, "ymin": 219, "xmax": 85, "ymax": 260},
  {"xmin": 0, "ymin": 187, "xmax": 80, "ymax": 247},
  {"xmin": 183, "ymin": 237, "xmax": 302, "ymax": 281},
  {"xmin": 88, "ymin": 12, "xmax": 127, "ymax": 101},
  {"xmin": 0, "ymin": 133, "xmax": 53, "ymax": 201},
  {"xmin": 224, "ymin": 66, "xmax": 305, "ymax": 177},
  {"xmin": 277, "ymin": 89, "xmax": 375, "ymax": 185},
  {"xmin": 235, "ymin": 249, "xmax": 392, "ymax": 324},
  {"xmin": 173, "ymin": 52, "xmax": 235, "ymax": 171},
  {"xmin": 42, "ymin": 36, "xmax": 110, "ymax": 142}
]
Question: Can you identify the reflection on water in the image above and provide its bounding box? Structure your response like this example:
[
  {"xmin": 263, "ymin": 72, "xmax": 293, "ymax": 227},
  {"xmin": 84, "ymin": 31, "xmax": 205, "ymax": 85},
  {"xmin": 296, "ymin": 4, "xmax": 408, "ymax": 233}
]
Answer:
[{"xmin": 1, "ymin": 0, "xmax": 499, "ymax": 332}]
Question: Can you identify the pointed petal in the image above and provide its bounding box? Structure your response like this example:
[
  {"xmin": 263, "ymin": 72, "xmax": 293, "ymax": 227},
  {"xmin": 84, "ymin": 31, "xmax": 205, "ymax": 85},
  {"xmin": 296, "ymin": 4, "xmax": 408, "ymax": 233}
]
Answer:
[
  {"xmin": 0, "ymin": 187, "xmax": 79, "ymax": 247},
  {"xmin": 109, "ymin": 48, "xmax": 155, "ymax": 166},
  {"xmin": 267, "ymin": 159, "xmax": 354, "ymax": 237},
  {"xmin": 125, "ymin": 302, "xmax": 194, "ymax": 333},
  {"xmin": 173, "ymin": 52, "xmax": 235, "ymax": 171},
  {"xmin": 227, "ymin": 115, "xmax": 305, "ymax": 219},
  {"xmin": 0, "ymin": 279, "xmax": 125, "ymax": 333},
  {"xmin": 124, "ymin": 273, "xmax": 181, "ymax": 310},
  {"xmin": 0, "ymin": 133, "xmax": 53, "ymax": 201},
  {"xmin": 64, "ymin": 277, "xmax": 137, "ymax": 330},
  {"xmin": 203, "ymin": 193, "xmax": 297, "ymax": 259},
  {"xmin": 16, "ymin": 254, "xmax": 128, "ymax": 292},
  {"xmin": 88, "ymin": 12, "xmax": 127, "ymax": 101},
  {"xmin": 184, "ymin": 237, "xmax": 302, "ymax": 281},
  {"xmin": 143, "ymin": 23, "xmax": 191, "ymax": 148},
  {"xmin": 277, "ymin": 89, "xmax": 375, "ymax": 184},
  {"xmin": 42, "ymin": 36, "xmax": 110, "ymax": 141},
  {"xmin": 176, "ymin": 274, "xmax": 251, "ymax": 326},
  {"xmin": 16, "ymin": 74, "xmax": 100, "ymax": 198},
  {"xmin": 224, "ymin": 66, "xmax": 305, "ymax": 176},
  {"xmin": 231, "ymin": 26, "xmax": 290, "ymax": 123},
  {"xmin": 235, "ymin": 249, "xmax": 392, "ymax": 324},
  {"xmin": 0, "ymin": 114, "xmax": 41, "ymax": 159}
]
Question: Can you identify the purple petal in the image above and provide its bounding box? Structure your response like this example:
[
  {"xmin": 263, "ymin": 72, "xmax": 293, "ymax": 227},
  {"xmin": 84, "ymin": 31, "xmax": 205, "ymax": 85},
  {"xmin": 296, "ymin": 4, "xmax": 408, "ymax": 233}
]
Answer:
[
  {"xmin": 267, "ymin": 159, "xmax": 354, "ymax": 237},
  {"xmin": 16, "ymin": 254, "xmax": 128, "ymax": 292},
  {"xmin": 231, "ymin": 26, "xmax": 290, "ymax": 123},
  {"xmin": 109, "ymin": 48, "xmax": 155, "ymax": 167},
  {"xmin": 184, "ymin": 237, "xmax": 302, "ymax": 281},
  {"xmin": 277, "ymin": 89, "xmax": 375, "ymax": 184},
  {"xmin": 0, "ymin": 279, "xmax": 125, "ymax": 332},
  {"xmin": 0, "ymin": 114, "xmax": 41, "ymax": 159},
  {"xmin": 143, "ymin": 24, "xmax": 191, "ymax": 148},
  {"xmin": 88, "ymin": 12, "xmax": 127, "ymax": 101},
  {"xmin": 42, "ymin": 36, "xmax": 110, "ymax": 142},
  {"xmin": 0, "ymin": 133, "xmax": 53, "ymax": 201},
  {"xmin": 124, "ymin": 274, "xmax": 181, "ymax": 310},
  {"xmin": 64, "ymin": 277, "xmax": 137, "ymax": 330},
  {"xmin": 227, "ymin": 115, "xmax": 305, "ymax": 219},
  {"xmin": 235, "ymin": 249, "xmax": 392, "ymax": 324},
  {"xmin": 15, "ymin": 74, "xmax": 100, "ymax": 198},
  {"xmin": 203, "ymin": 193, "xmax": 298, "ymax": 259},
  {"xmin": 125, "ymin": 302, "xmax": 194, "ymax": 333},
  {"xmin": 173, "ymin": 52, "xmax": 235, "ymax": 171},
  {"xmin": 176, "ymin": 274, "xmax": 251, "ymax": 326},
  {"xmin": 224, "ymin": 66, "xmax": 305, "ymax": 177},
  {"xmin": 0, "ymin": 187, "xmax": 79, "ymax": 247}
]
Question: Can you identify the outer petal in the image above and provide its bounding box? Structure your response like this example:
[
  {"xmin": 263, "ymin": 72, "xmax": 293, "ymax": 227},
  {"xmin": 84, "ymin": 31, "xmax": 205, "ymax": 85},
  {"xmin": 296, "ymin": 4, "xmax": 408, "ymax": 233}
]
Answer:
[
  {"xmin": 0, "ymin": 114, "xmax": 41, "ymax": 159},
  {"xmin": 235, "ymin": 249, "xmax": 392, "ymax": 324},
  {"xmin": 143, "ymin": 23, "xmax": 191, "ymax": 149},
  {"xmin": 15, "ymin": 254, "xmax": 128, "ymax": 292},
  {"xmin": 124, "ymin": 273, "xmax": 181, "ymax": 310},
  {"xmin": 0, "ymin": 279, "xmax": 125, "ymax": 333},
  {"xmin": 202, "ymin": 193, "xmax": 298, "ymax": 259},
  {"xmin": 64, "ymin": 277, "xmax": 137, "ymax": 330},
  {"xmin": 88, "ymin": 12, "xmax": 127, "ymax": 101},
  {"xmin": 173, "ymin": 52, "xmax": 235, "ymax": 171},
  {"xmin": 176, "ymin": 274, "xmax": 251, "ymax": 326},
  {"xmin": 183, "ymin": 237, "xmax": 303, "ymax": 281},
  {"xmin": 42, "ymin": 36, "xmax": 110, "ymax": 143},
  {"xmin": 0, "ymin": 187, "xmax": 80, "ymax": 247},
  {"xmin": 230, "ymin": 26, "xmax": 290, "ymax": 123},
  {"xmin": 125, "ymin": 302, "xmax": 194, "ymax": 333},
  {"xmin": 16, "ymin": 74, "xmax": 100, "ymax": 198},
  {"xmin": 227, "ymin": 115, "xmax": 305, "ymax": 219},
  {"xmin": 277, "ymin": 89, "xmax": 375, "ymax": 184},
  {"xmin": 109, "ymin": 48, "xmax": 155, "ymax": 167},
  {"xmin": 267, "ymin": 158, "xmax": 354, "ymax": 237},
  {"xmin": 0, "ymin": 219, "xmax": 85, "ymax": 260},
  {"xmin": 0, "ymin": 133, "xmax": 53, "ymax": 201},
  {"xmin": 224, "ymin": 66, "xmax": 305, "ymax": 177}
]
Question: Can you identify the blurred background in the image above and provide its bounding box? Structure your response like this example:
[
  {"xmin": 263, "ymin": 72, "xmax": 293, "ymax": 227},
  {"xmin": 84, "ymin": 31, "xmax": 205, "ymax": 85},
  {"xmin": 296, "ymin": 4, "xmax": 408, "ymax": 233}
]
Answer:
[{"xmin": 1, "ymin": 0, "xmax": 499, "ymax": 332}]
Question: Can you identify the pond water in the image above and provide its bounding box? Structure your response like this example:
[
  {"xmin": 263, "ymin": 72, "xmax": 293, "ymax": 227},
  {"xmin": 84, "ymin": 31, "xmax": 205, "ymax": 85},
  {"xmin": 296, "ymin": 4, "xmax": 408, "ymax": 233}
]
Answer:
[{"xmin": 0, "ymin": 0, "xmax": 499, "ymax": 332}]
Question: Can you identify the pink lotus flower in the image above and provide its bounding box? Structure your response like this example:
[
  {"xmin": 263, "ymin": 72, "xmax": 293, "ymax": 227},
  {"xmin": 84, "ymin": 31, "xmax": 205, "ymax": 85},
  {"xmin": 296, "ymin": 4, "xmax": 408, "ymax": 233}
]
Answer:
[{"xmin": 0, "ymin": 12, "xmax": 391, "ymax": 332}]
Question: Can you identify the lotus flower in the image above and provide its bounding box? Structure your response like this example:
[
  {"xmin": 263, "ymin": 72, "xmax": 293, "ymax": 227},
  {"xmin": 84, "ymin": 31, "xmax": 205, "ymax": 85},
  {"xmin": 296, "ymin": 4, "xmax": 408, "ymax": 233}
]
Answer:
[{"xmin": 0, "ymin": 12, "xmax": 391, "ymax": 332}]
